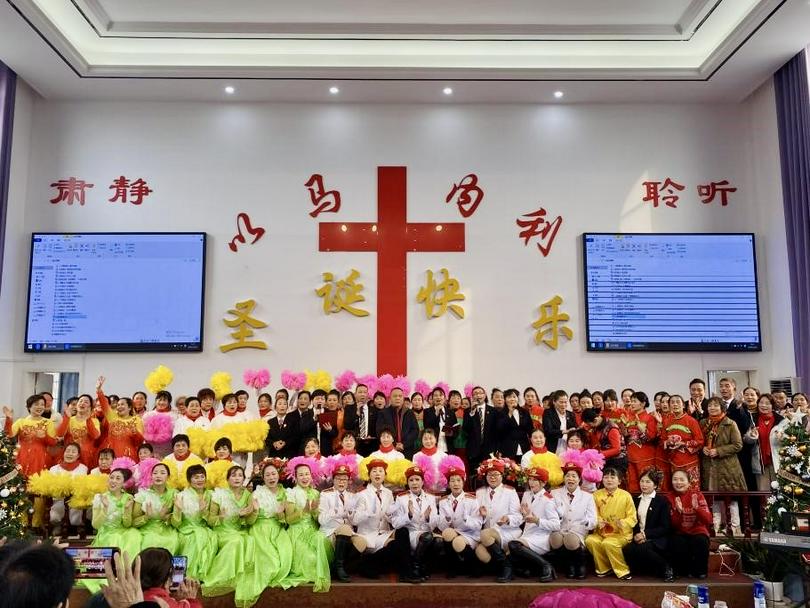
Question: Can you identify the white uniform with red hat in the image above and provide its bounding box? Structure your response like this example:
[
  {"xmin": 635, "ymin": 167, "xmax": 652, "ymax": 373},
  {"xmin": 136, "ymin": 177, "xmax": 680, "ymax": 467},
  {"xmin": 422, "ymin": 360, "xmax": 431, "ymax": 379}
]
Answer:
[
  {"xmin": 388, "ymin": 490, "xmax": 441, "ymax": 550},
  {"xmin": 352, "ymin": 483, "xmax": 395, "ymax": 551},
  {"xmin": 517, "ymin": 489, "xmax": 561, "ymax": 554},
  {"xmin": 551, "ymin": 485, "xmax": 597, "ymax": 545},
  {"xmin": 437, "ymin": 491, "xmax": 482, "ymax": 546},
  {"xmin": 318, "ymin": 487, "xmax": 359, "ymax": 538},
  {"xmin": 475, "ymin": 483, "xmax": 523, "ymax": 547}
]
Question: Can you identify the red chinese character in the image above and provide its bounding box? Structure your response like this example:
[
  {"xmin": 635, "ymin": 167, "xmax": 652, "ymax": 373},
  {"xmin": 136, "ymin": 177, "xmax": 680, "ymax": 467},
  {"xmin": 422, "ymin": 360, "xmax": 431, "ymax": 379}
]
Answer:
[
  {"xmin": 108, "ymin": 176, "xmax": 153, "ymax": 204},
  {"xmin": 50, "ymin": 178, "xmax": 94, "ymax": 206},
  {"xmin": 228, "ymin": 212, "xmax": 266, "ymax": 252},
  {"xmin": 446, "ymin": 173, "xmax": 484, "ymax": 218},
  {"xmin": 642, "ymin": 178, "xmax": 685, "ymax": 208},
  {"xmin": 128, "ymin": 178, "xmax": 153, "ymax": 205},
  {"xmin": 697, "ymin": 180, "xmax": 737, "ymax": 206},
  {"xmin": 516, "ymin": 207, "xmax": 563, "ymax": 257},
  {"xmin": 305, "ymin": 174, "xmax": 341, "ymax": 217}
]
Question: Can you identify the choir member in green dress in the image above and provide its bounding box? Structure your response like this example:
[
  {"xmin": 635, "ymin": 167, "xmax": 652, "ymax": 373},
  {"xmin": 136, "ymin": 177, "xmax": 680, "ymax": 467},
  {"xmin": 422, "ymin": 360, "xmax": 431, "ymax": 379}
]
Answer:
[
  {"xmin": 133, "ymin": 462, "xmax": 179, "ymax": 554},
  {"xmin": 171, "ymin": 464, "xmax": 216, "ymax": 580}
]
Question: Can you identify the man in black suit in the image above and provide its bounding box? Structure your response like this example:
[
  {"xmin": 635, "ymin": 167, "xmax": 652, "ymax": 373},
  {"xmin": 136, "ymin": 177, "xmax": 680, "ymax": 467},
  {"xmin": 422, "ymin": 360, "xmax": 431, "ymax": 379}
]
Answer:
[
  {"xmin": 375, "ymin": 388, "xmax": 418, "ymax": 458},
  {"xmin": 687, "ymin": 378, "xmax": 709, "ymax": 419},
  {"xmin": 423, "ymin": 387, "xmax": 456, "ymax": 452},
  {"xmin": 342, "ymin": 382, "xmax": 376, "ymax": 456},
  {"xmin": 286, "ymin": 390, "xmax": 316, "ymax": 453},
  {"xmin": 265, "ymin": 398, "xmax": 299, "ymax": 459},
  {"xmin": 542, "ymin": 390, "xmax": 577, "ymax": 454},
  {"xmin": 622, "ymin": 468, "xmax": 673, "ymax": 581},
  {"xmin": 463, "ymin": 385, "xmax": 497, "ymax": 474}
]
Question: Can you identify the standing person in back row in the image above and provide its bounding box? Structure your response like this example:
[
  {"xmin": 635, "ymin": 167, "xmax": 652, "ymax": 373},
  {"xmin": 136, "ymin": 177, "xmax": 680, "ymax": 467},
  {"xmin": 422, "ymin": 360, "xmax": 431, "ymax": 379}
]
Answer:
[{"xmin": 464, "ymin": 387, "xmax": 497, "ymax": 476}]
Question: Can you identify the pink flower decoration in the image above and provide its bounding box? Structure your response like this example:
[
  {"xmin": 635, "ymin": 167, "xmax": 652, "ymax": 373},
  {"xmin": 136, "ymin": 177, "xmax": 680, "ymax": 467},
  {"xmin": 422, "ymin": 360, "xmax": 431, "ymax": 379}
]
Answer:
[
  {"xmin": 286, "ymin": 456, "xmax": 328, "ymax": 485},
  {"xmin": 110, "ymin": 457, "xmax": 137, "ymax": 489},
  {"xmin": 326, "ymin": 454, "xmax": 359, "ymax": 480},
  {"xmin": 143, "ymin": 413, "xmax": 173, "ymax": 444},
  {"xmin": 433, "ymin": 381, "xmax": 450, "ymax": 397},
  {"xmin": 413, "ymin": 453, "xmax": 440, "ymax": 490},
  {"xmin": 356, "ymin": 374, "xmax": 378, "ymax": 395},
  {"xmin": 393, "ymin": 375, "xmax": 411, "ymax": 396},
  {"xmin": 376, "ymin": 374, "xmax": 394, "ymax": 398},
  {"xmin": 438, "ymin": 455, "xmax": 466, "ymax": 485},
  {"xmin": 243, "ymin": 368, "xmax": 270, "ymax": 390},
  {"xmin": 413, "ymin": 380, "xmax": 431, "ymax": 398},
  {"xmin": 464, "ymin": 383, "xmax": 475, "ymax": 399},
  {"xmin": 334, "ymin": 370, "xmax": 357, "ymax": 393},
  {"xmin": 137, "ymin": 458, "xmax": 161, "ymax": 489},
  {"xmin": 281, "ymin": 370, "xmax": 307, "ymax": 391}
]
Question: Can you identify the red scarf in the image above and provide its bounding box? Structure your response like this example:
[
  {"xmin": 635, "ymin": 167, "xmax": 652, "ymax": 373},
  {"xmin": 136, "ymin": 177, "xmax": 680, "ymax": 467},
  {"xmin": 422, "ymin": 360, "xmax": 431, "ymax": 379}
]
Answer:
[
  {"xmin": 98, "ymin": 466, "xmax": 111, "ymax": 474},
  {"xmin": 60, "ymin": 460, "xmax": 82, "ymax": 471},
  {"xmin": 531, "ymin": 446, "xmax": 548, "ymax": 454},
  {"xmin": 706, "ymin": 413, "xmax": 726, "ymax": 449},
  {"xmin": 379, "ymin": 444, "xmax": 395, "ymax": 453},
  {"xmin": 185, "ymin": 414, "xmax": 201, "ymax": 422},
  {"xmin": 420, "ymin": 446, "xmax": 438, "ymax": 456},
  {"xmin": 259, "ymin": 407, "xmax": 272, "ymax": 418},
  {"xmin": 221, "ymin": 409, "xmax": 238, "ymax": 417},
  {"xmin": 339, "ymin": 449, "xmax": 357, "ymax": 456},
  {"xmin": 757, "ymin": 413, "xmax": 775, "ymax": 465},
  {"xmin": 174, "ymin": 452, "xmax": 191, "ymax": 462}
]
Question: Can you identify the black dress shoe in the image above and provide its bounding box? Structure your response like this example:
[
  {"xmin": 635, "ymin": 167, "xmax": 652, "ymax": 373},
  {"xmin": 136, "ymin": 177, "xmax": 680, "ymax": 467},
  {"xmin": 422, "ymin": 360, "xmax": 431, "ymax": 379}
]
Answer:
[
  {"xmin": 663, "ymin": 567, "xmax": 675, "ymax": 583},
  {"xmin": 567, "ymin": 565, "xmax": 576, "ymax": 579}
]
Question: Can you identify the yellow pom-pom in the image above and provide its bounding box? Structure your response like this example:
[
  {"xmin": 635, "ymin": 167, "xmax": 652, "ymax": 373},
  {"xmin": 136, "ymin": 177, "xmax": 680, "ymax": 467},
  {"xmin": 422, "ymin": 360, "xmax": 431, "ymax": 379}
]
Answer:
[
  {"xmin": 205, "ymin": 459, "xmax": 233, "ymax": 489},
  {"xmin": 70, "ymin": 474, "xmax": 109, "ymax": 509},
  {"xmin": 305, "ymin": 369, "xmax": 333, "ymax": 392},
  {"xmin": 386, "ymin": 459, "xmax": 413, "ymax": 489},
  {"xmin": 144, "ymin": 365, "xmax": 174, "ymax": 394},
  {"xmin": 210, "ymin": 371, "xmax": 232, "ymax": 401},
  {"xmin": 359, "ymin": 456, "xmax": 373, "ymax": 481},
  {"xmin": 27, "ymin": 471, "xmax": 73, "ymax": 498},
  {"xmin": 186, "ymin": 427, "xmax": 210, "ymax": 458},
  {"xmin": 206, "ymin": 421, "xmax": 268, "ymax": 456},
  {"xmin": 529, "ymin": 451, "xmax": 564, "ymax": 488}
]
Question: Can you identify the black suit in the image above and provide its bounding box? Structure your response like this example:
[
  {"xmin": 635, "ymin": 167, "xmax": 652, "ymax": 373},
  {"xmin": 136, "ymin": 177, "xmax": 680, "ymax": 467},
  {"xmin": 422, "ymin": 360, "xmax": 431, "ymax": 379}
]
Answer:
[
  {"xmin": 265, "ymin": 414, "xmax": 299, "ymax": 459},
  {"xmin": 343, "ymin": 403, "xmax": 378, "ymax": 456},
  {"xmin": 423, "ymin": 406, "xmax": 454, "ymax": 435},
  {"xmin": 496, "ymin": 408, "xmax": 532, "ymax": 460},
  {"xmin": 286, "ymin": 408, "xmax": 316, "ymax": 453},
  {"xmin": 463, "ymin": 405, "xmax": 497, "ymax": 470},
  {"xmin": 688, "ymin": 398, "xmax": 709, "ymax": 420},
  {"xmin": 541, "ymin": 407, "xmax": 577, "ymax": 454},
  {"xmin": 623, "ymin": 493, "xmax": 671, "ymax": 577},
  {"xmin": 375, "ymin": 406, "xmax": 419, "ymax": 459}
]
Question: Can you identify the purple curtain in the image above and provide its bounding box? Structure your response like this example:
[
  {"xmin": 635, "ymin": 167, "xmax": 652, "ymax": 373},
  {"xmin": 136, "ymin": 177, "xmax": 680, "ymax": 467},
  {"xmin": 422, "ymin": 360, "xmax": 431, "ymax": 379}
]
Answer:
[
  {"xmin": 774, "ymin": 49, "xmax": 810, "ymax": 390},
  {"xmin": 0, "ymin": 61, "xmax": 16, "ymax": 296}
]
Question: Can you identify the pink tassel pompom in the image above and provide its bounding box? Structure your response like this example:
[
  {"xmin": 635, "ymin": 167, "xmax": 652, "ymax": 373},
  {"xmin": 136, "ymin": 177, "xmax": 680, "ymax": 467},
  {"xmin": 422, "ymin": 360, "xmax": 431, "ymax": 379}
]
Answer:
[
  {"xmin": 562, "ymin": 448, "xmax": 585, "ymax": 469},
  {"xmin": 413, "ymin": 453, "xmax": 440, "ymax": 489},
  {"xmin": 464, "ymin": 383, "xmax": 475, "ymax": 399},
  {"xmin": 376, "ymin": 374, "xmax": 394, "ymax": 398},
  {"xmin": 137, "ymin": 457, "xmax": 161, "ymax": 489},
  {"xmin": 281, "ymin": 370, "xmax": 307, "ymax": 391},
  {"xmin": 433, "ymin": 381, "xmax": 450, "ymax": 398},
  {"xmin": 143, "ymin": 413, "xmax": 174, "ymax": 444},
  {"xmin": 580, "ymin": 449, "xmax": 605, "ymax": 483},
  {"xmin": 356, "ymin": 374, "xmax": 378, "ymax": 395},
  {"xmin": 286, "ymin": 456, "xmax": 322, "ymax": 483},
  {"xmin": 438, "ymin": 455, "xmax": 466, "ymax": 485},
  {"xmin": 413, "ymin": 379, "xmax": 431, "ymax": 398},
  {"xmin": 243, "ymin": 368, "xmax": 271, "ymax": 390},
  {"xmin": 110, "ymin": 457, "xmax": 137, "ymax": 489},
  {"xmin": 393, "ymin": 375, "xmax": 411, "ymax": 396},
  {"xmin": 334, "ymin": 370, "xmax": 357, "ymax": 393},
  {"xmin": 326, "ymin": 454, "xmax": 359, "ymax": 480}
]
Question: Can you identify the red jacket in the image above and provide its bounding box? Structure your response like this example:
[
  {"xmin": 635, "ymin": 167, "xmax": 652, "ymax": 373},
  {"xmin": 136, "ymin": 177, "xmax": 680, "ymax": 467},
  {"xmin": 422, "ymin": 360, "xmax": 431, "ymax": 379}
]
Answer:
[{"xmin": 667, "ymin": 489, "xmax": 712, "ymax": 537}]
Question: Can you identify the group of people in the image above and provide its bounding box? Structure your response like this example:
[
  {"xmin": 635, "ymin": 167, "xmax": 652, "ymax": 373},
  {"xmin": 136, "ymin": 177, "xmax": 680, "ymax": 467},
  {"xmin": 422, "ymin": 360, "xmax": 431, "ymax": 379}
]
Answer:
[{"xmin": 1, "ymin": 373, "xmax": 807, "ymax": 601}]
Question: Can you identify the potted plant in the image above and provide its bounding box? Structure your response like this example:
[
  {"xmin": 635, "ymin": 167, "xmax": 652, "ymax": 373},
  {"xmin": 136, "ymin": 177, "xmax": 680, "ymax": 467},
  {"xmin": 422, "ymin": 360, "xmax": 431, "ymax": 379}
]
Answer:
[{"xmin": 726, "ymin": 539, "xmax": 798, "ymax": 602}]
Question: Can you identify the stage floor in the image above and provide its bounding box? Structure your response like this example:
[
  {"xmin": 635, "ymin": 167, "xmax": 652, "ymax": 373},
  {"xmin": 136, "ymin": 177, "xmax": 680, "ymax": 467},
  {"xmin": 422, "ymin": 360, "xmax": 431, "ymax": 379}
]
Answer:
[{"xmin": 70, "ymin": 573, "xmax": 754, "ymax": 608}]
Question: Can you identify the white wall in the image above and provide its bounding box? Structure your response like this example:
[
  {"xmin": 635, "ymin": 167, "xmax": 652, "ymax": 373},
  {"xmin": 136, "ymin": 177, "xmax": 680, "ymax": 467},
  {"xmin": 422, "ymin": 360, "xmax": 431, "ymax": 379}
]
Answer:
[{"xmin": 0, "ymin": 91, "xmax": 795, "ymax": 411}]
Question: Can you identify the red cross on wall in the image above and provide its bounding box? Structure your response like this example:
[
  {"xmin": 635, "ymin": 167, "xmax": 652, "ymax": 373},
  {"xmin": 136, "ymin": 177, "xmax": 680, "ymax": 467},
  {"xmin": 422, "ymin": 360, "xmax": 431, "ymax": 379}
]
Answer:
[{"xmin": 319, "ymin": 166, "xmax": 466, "ymax": 375}]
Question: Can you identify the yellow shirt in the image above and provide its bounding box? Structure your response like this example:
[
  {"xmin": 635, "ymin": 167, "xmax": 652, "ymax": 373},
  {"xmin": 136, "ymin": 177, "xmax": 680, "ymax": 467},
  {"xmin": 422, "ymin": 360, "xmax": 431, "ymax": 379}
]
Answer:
[{"xmin": 592, "ymin": 487, "xmax": 636, "ymax": 541}]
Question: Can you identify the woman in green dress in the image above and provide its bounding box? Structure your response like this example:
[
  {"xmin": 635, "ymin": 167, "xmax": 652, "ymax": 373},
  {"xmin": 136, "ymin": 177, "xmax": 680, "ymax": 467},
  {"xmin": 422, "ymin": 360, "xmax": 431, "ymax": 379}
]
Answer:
[
  {"xmin": 203, "ymin": 465, "xmax": 256, "ymax": 598},
  {"xmin": 82, "ymin": 468, "xmax": 142, "ymax": 593},
  {"xmin": 236, "ymin": 458, "xmax": 294, "ymax": 606},
  {"xmin": 133, "ymin": 462, "xmax": 179, "ymax": 554},
  {"xmin": 171, "ymin": 463, "xmax": 216, "ymax": 580},
  {"xmin": 283, "ymin": 456, "xmax": 332, "ymax": 592}
]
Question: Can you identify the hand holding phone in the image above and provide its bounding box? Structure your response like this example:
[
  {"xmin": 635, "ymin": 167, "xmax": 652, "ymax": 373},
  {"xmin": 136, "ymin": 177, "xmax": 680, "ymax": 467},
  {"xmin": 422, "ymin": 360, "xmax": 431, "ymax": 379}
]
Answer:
[{"xmin": 169, "ymin": 555, "xmax": 188, "ymax": 591}]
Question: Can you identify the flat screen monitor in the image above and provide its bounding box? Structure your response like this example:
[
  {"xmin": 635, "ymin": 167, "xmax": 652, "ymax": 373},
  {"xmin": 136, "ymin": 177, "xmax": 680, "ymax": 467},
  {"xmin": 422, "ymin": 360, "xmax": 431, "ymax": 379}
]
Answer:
[
  {"xmin": 583, "ymin": 233, "xmax": 761, "ymax": 352},
  {"xmin": 25, "ymin": 232, "xmax": 206, "ymax": 352}
]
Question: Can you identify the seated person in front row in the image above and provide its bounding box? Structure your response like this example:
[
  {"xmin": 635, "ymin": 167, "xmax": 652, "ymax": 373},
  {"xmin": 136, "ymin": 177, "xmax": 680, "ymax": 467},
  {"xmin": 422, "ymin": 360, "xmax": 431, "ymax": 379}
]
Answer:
[
  {"xmin": 622, "ymin": 467, "xmax": 674, "ymax": 582},
  {"xmin": 508, "ymin": 466, "xmax": 559, "ymax": 582},
  {"xmin": 318, "ymin": 462, "xmax": 365, "ymax": 582},
  {"xmin": 437, "ymin": 463, "xmax": 482, "ymax": 577},
  {"xmin": 388, "ymin": 465, "xmax": 440, "ymax": 584},
  {"xmin": 584, "ymin": 467, "xmax": 636, "ymax": 580},
  {"xmin": 351, "ymin": 459, "xmax": 396, "ymax": 578},
  {"xmin": 550, "ymin": 461, "xmax": 597, "ymax": 579},
  {"xmin": 475, "ymin": 458, "xmax": 523, "ymax": 583},
  {"xmin": 667, "ymin": 469, "xmax": 712, "ymax": 579}
]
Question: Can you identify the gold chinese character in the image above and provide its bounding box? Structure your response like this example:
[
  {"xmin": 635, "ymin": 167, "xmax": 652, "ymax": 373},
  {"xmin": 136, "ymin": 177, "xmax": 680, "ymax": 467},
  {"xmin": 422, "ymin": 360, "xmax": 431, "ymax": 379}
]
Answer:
[
  {"xmin": 416, "ymin": 268, "xmax": 465, "ymax": 319},
  {"xmin": 219, "ymin": 299, "xmax": 268, "ymax": 352},
  {"xmin": 531, "ymin": 295, "xmax": 573, "ymax": 350},
  {"xmin": 315, "ymin": 269, "xmax": 370, "ymax": 317}
]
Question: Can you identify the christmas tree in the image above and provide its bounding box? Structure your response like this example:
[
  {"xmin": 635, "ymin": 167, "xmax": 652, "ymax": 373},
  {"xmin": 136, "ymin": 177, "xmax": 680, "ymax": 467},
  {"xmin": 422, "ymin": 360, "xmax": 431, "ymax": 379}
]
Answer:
[
  {"xmin": 765, "ymin": 421, "xmax": 810, "ymax": 532},
  {"xmin": 0, "ymin": 431, "xmax": 31, "ymax": 539}
]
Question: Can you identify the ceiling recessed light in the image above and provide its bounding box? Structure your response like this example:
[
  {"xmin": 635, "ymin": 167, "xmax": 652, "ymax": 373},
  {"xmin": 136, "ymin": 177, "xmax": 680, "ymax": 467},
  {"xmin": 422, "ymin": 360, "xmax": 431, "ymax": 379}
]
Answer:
[
  {"xmin": 443, "ymin": 87, "xmax": 453, "ymax": 96},
  {"xmin": 435, "ymin": 225, "xmax": 443, "ymax": 231},
  {"xmin": 340, "ymin": 224, "xmax": 348, "ymax": 232},
  {"xmin": 329, "ymin": 86, "xmax": 340, "ymax": 95},
  {"xmin": 553, "ymin": 90, "xmax": 564, "ymax": 99},
  {"xmin": 224, "ymin": 86, "xmax": 235, "ymax": 95}
]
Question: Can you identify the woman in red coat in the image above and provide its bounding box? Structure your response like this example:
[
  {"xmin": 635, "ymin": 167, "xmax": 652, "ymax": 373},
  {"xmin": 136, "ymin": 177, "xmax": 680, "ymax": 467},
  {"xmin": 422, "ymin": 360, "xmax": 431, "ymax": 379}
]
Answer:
[
  {"xmin": 661, "ymin": 395, "xmax": 704, "ymax": 489},
  {"xmin": 667, "ymin": 469, "xmax": 712, "ymax": 579}
]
